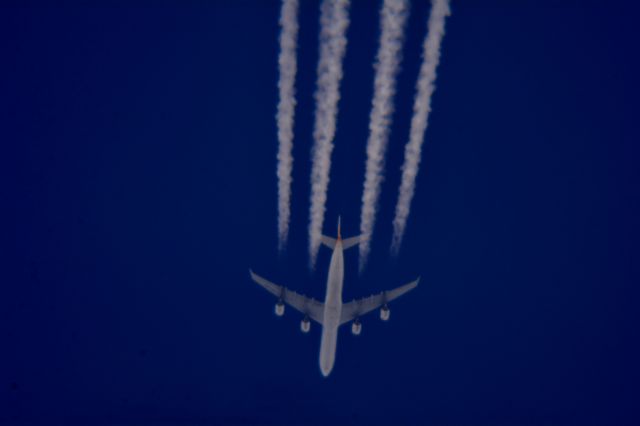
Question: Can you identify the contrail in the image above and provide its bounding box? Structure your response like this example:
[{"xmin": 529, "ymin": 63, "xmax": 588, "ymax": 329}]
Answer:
[
  {"xmin": 308, "ymin": 0, "xmax": 351, "ymax": 268},
  {"xmin": 391, "ymin": 0, "xmax": 450, "ymax": 256},
  {"xmin": 276, "ymin": 0, "xmax": 300, "ymax": 252},
  {"xmin": 358, "ymin": 0, "xmax": 409, "ymax": 273}
]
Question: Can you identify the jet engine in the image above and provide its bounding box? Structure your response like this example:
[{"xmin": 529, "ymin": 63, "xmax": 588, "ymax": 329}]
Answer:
[
  {"xmin": 300, "ymin": 317, "xmax": 311, "ymax": 333},
  {"xmin": 380, "ymin": 305, "xmax": 390, "ymax": 321},
  {"xmin": 275, "ymin": 301, "xmax": 285, "ymax": 316},
  {"xmin": 351, "ymin": 319, "xmax": 362, "ymax": 335}
]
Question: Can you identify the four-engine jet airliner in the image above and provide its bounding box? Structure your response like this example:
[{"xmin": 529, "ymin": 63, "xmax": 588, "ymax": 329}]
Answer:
[{"xmin": 249, "ymin": 217, "xmax": 419, "ymax": 377}]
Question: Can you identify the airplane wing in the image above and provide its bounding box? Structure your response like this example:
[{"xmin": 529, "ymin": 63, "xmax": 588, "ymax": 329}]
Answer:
[
  {"xmin": 249, "ymin": 270, "xmax": 324, "ymax": 324},
  {"xmin": 339, "ymin": 278, "xmax": 419, "ymax": 325}
]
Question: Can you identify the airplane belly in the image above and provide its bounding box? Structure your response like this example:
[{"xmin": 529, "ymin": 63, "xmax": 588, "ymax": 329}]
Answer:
[
  {"xmin": 319, "ymin": 326, "xmax": 338, "ymax": 377},
  {"xmin": 319, "ymin": 240, "xmax": 344, "ymax": 377}
]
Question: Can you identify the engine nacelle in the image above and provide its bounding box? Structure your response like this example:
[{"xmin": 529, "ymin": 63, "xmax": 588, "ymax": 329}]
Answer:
[
  {"xmin": 380, "ymin": 305, "xmax": 390, "ymax": 321},
  {"xmin": 300, "ymin": 317, "xmax": 311, "ymax": 333},
  {"xmin": 351, "ymin": 319, "xmax": 362, "ymax": 336},
  {"xmin": 275, "ymin": 301, "xmax": 285, "ymax": 317}
]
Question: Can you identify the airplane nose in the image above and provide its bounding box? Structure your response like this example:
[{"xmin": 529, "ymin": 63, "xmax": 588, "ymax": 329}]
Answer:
[
  {"xmin": 320, "ymin": 365, "xmax": 332, "ymax": 377},
  {"xmin": 319, "ymin": 357, "xmax": 334, "ymax": 377}
]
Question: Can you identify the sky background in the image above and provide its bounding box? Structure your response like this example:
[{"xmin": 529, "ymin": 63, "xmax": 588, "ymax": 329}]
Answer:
[{"xmin": 1, "ymin": 1, "xmax": 639, "ymax": 424}]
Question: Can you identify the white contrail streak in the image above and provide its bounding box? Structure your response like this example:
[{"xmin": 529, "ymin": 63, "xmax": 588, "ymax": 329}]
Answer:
[
  {"xmin": 358, "ymin": 0, "xmax": 409, "ymax": 273},
  {"xmin": 391, "ymin": 0, "xmax": 450, "ymax": 256},
  {"xmin": 308, "ymin": 0, "xmax": 351, "ymax": 268},
  {"xmin": 276, "ymin": 0, "xmax": 300, "ymax": 253}
]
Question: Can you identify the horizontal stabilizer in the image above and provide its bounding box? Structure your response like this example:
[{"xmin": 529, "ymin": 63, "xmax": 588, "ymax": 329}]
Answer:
[
  {"xmin": 321, "ymin": 235, "xmax": 337, "ymax": 249},
  {"xmin": 341, "ymin": 235, "xmax": 361, "ymax": 250},
  {"xmin": 320, "ymin": 234, "xmax": 363, "ymax": 250},
  {"xmin": 320, "ymin": 217, "xmax": 365, "ymax": 250}
]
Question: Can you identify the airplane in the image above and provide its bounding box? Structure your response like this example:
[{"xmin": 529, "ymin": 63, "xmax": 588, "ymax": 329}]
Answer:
[{"xmin": 249, "ymin": 217, "xmax": 419, "ymax": 377}]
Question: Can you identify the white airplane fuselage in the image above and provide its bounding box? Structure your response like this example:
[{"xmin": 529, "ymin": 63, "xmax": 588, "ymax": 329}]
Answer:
[{"xmin": 319, "ymin": 239, "xmax": 344, "ymax": 377}]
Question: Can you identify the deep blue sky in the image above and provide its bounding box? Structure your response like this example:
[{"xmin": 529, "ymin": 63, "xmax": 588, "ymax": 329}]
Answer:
[{"xmin": 2, "ymin": 1, "xmax": 639, "ymax": 424}]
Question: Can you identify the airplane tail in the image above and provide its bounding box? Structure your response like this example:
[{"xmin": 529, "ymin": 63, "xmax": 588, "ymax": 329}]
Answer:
[{"xmin": 321, "ymin": 216, "xmax": 364, "ymax": 250}]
